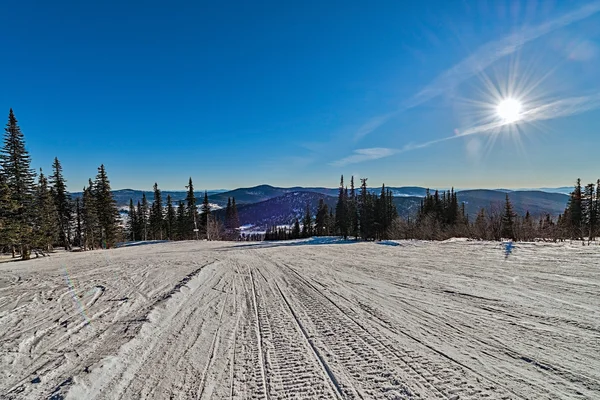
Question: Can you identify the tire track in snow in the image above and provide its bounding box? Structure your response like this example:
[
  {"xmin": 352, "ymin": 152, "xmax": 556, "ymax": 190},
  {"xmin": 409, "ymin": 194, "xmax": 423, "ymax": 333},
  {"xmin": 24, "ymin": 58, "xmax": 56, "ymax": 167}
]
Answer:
[
  {"xmin": 278, "ymin": 261, "xmax": 517, "ymax": 399},
  {"xmin": 248, "ymin": 266, "xmax": 270, "ymax": 400},
  {"xmin": 274, "ymin": 282, "xmax": 344, "ymax": 400}
]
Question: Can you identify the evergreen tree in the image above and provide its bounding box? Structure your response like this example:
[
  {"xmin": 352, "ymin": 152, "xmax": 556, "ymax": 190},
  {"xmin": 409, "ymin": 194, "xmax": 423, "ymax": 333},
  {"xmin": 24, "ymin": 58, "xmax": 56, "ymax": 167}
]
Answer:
[
  {"xmin": 501, "ymin": 194, "xmax": 516, "ymax": 240},
  {"xmin": 128, "ymin": 198, "xmax": 137, "ymax": 241},
  {"xmin": 201, "ymin": 190, "xmax": 211, "ymax": 238},
  {"xmin": 82, "ymin": 184, "xmax": 100, "ymax": 250},
  {"xmin": 302, "ymin": 202, "xmax": 312, "ymax": 238},
  {"xmin": 149, "ymin": 182, "xmax": 163, "ymax": 240},
  {"xmin": 1, "ymin": 109, "xmax": 36, "ymax": 259},
  {"xmin": 165, "ymin": 195, "xmax": 175, "ymax": 240},
  {"xmin": 315, "ymin": 199, "xmax": 329, "ymax": 236},
  {"xmin": 93, "ymin": 165, "xmax": 120, "ymax": 248},
  {"xmin": 34, "ymin": 169, "xmax": 58, "ymax": 252},
  {"xmin": 176, "ymin": 200, "xmax": 186, "ymax": 240},
  {"xmin": 568, "ymin": 179, "xmax": 583, "ymax": 239},
  {"xmin": 335, "ymin": 175, "xmax": 348, "ymax": 238},
  {"xmin": 140, "ymin": 193, "xmax": 149, "ymax": 240},
  {"xmin": 49, "ymin": 157, "xmax": 72, "ymax": 250},
  {"xmin": 186, "ymin": 177, "xmax": 198, "ymax": 239},
  {"xmin": 225, "ymin": 197, "xmax": 233, "ymax": 232},
  {"xmin": 231, "ymin": 197, "xmax": 240, "ymax": 237},
  {"xmin": 359, "ymin": 178, "xmax": 374, "ymax": 240},
  {"xmin": 0, "ymin": 173, "xmax": 18, "ymax": 252},
  {"xmin": 292, "ymin": 218, "xmax": 301, "ymax": 239},
  {"xmin": 583, "ymin": 183, "xmax": 596, "ymax": 242},
  {"xmin": 74, "ymin": 197, "xmax": 83, "ymax": 248},
  {"xmin": 349, "ymin": 176, "xmax": 359, "ymax": 239}
]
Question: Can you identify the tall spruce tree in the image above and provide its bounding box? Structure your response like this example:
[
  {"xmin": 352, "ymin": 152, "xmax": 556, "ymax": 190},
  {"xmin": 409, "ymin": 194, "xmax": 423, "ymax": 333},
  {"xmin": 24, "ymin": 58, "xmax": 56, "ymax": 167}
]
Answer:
[
  {"xmin": 150, "ymin": 182, "xmax": 163, "ymax": 240},
  {"xmin": 231, "ymin": 197, "xmax": 240, "ymax": 237},
  {"xmin": 93, "ymin": 165, "xmax": 120, "ymax": 248},
  {"xmin": 128, "ymin": 198, "xmax": 137, "ymax": 241},
  {"xmin": 201, "ymin": 190, "xmax": 211, "ymax": 238},
  {"xmin": 82, "ymin": 184, "xmax": 99, "ymax": 250},
  {"xmin": 302, "ymin": 202, "xmax": 312, "ymax": 238},
  {"xmin": 140, "ymin": 193, "xmax": 149, "ymax": 240},
  {"xmin": 0, "ymin": 172, "xmax": 18, "ymax": 251},
  {"xmin": 349, "ymin": 176, "xmax": 359, "ymax": 239},
  {"xmin": 335, "ymin": 175, "xmax": 348, "ymax": 238},
  {"xmin": 315, "ymin": 199, "xmax": 328, "ymax": 236},
  {"xmin": 74, "ymin": 197, "xmax": 83, "ymax": 247},
  {"xmin": 501, "ymin": 194, "xmax": 516, "ymax": 240},
  {"xmin": 34, "ymin": 169, "xmax": 58, "ymax": 252},
  {"xmin": 49, "ymin": 157, "xmax": 72, "ymax": 250},
  {"xmin": 583, "ymin": 183, "xmax": 596, "ymax": 242},
  {"xmin": 568, "ymin": 179, "xmax": 583, "ymax": 239},
  {"xmin": 1, "ymin": 109, "xmax": 36, "ymax": 259},
  {"xmin": 165, "ymin": 195, "xmax": 175, "ymax": 240},
  {"xmin": 186, "ymin": 178, "xmax": 198, "ymax": 239},
  {"xmin": 176, "ymin": 200, "xmax": 186, "ymax": 240}
]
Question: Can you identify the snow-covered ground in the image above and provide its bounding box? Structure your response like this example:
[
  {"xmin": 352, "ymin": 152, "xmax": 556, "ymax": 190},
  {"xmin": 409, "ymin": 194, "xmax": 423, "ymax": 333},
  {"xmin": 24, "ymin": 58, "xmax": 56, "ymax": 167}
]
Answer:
[{"xmin": 1, "ymin": 240, "xmax": 599, "ymax": 399}]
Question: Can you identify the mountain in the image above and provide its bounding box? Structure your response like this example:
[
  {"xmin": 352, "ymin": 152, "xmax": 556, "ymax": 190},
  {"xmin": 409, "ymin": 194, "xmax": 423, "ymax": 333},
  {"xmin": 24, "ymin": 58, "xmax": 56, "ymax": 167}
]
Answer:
[
  {"xmin": 457, "ymin": 190, "xmax": 569, "ymax": 218},
  {"xmin": 213, "ymin": 191, "xmax": 338, "ymax": 229}
]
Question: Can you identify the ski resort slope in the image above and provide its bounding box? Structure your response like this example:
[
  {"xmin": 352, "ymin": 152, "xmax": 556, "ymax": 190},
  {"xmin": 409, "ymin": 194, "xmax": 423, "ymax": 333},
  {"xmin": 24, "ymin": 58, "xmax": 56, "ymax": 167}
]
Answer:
[{"xmin": 1, "ymin": 239, "xmax": 599, "ymax": 399}]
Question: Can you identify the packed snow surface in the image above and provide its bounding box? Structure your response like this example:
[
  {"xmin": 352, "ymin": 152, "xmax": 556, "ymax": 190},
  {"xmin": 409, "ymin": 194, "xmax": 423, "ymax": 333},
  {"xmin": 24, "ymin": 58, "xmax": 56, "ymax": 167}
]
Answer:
[{"xmin": 1, "ymin": 240, "xmax": 599, "ymax": 399}]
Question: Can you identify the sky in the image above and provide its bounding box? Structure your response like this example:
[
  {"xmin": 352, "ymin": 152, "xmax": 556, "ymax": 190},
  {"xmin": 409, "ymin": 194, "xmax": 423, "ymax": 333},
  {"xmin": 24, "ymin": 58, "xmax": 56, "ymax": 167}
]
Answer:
[{"xmin": 2, "ymin": 0, "xmax": 600, "ymax": 191}]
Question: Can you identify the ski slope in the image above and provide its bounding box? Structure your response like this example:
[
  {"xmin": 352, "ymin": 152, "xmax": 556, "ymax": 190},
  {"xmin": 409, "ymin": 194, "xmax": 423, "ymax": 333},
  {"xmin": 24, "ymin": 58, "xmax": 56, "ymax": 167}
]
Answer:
[{"xmin": 1, "ymin": 239, "xmax": 599, "ymax": 399}]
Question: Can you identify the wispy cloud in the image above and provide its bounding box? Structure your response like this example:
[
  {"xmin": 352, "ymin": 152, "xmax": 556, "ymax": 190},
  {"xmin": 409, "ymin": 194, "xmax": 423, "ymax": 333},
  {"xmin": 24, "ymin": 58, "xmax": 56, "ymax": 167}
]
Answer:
[
  {"xmin": 400, "ymin": 92, "xmax": 600, "ymax": 150},
  {"xmin": 354, "ymin": 1, "xmax": 600, "ymax": 140},
  {"xmin": 330, "ymin": 148, "xmax": 398, "ymax": 167}
]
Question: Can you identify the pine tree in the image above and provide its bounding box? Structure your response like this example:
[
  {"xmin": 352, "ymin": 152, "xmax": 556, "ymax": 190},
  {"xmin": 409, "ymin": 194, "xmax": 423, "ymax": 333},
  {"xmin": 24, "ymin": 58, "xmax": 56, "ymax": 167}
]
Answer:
[
  {"xmin": 165, "ymin": 195, "xmax": 175, "ymax": 240},
  {"xmin": 128, "ymin": 198, "xmax": 137, "ymax": 241},
  {"xmin": 349, "ymin": 176, "xmax": 359, "ymax": 239},
  {"xmin": 201, "ymin": 190, "xmax": 211, "ymax": 238},
  {"xmin": 501, "ymin": 194, "xmax": 516, "ymax": 240},
  {"xmin": 568, "ymin": 179, "xmax": 583, "ymax": 239},
  {"xmin": 176, "ymin": 200, "xmax": 186, "ymax": 240},
  {"xmin": 359, "ymin": 178, "xmax": 374, "ymax": 240},
  {"xmin": 93, "ymin": 165, "xmax": 120, "ymax": 248},
  {"xmin": 49, "ymin": 157, "xmax": 72, "ymax": 250},
  {"xmin": 186, "ymin": 177, "xmax": 198, "ymax": 239},
  {"xmin": 302, "ymin": 202, "xmax": 312, "ymax": 238},
  {"xmin": 292, "ymin": 218, "xmax": 301, "ymax": 239},
  {"xmin": 315, "ymin": 199, "xmax": 329, "ymax": 236},
  {"xmin": 74, "ymin": 197, "xmax": 83, "ymax": 247},
  {"xmin": 231, "ymin": 197, "xmax": 240, "ymax": 237},
  {"xmin": 335, "ymin": 175, "xmax": 348, "ymax": 238},
  {"xmin": 0, "ymin": 172, "xmax": 18, "ymax": 251},
  {"xmin": 149, "ymin": 182, "xmax": 163, "ymax": 240},
  {"xmin": 582, "ymin": 183, "xmax": 596, "ymax": 242},
  {"xmin": 34, "ymin": 169, "xmax": 58, "ymax": 252},
  {"xmin": 140, "ymin": 193, "xmax": 149, "ymax": 240},
  {"xmin": 225, "ymin": 197, "xmax": 232, "ymax": 232},
  {"xmin": 82, "ymin": 184, "xmax": 100, "ymax": 250},
  {"xmin": 1, "ymin": 109, "xmax": 36, "ymax": 259}
]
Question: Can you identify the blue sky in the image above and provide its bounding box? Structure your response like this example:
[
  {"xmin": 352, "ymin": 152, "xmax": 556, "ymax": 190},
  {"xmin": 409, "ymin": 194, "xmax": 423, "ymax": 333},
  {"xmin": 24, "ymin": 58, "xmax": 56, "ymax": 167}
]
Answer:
[{"xmin": 2, "ymin": 0, "xmax": 600, "ymax": 190}]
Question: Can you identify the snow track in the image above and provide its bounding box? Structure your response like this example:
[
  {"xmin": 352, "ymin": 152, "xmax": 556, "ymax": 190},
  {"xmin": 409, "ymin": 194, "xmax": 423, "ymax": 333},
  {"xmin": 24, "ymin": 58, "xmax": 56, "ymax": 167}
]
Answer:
[{"xmin": 1, "ymin": 240, "xmax": 599, "ymax": 399}]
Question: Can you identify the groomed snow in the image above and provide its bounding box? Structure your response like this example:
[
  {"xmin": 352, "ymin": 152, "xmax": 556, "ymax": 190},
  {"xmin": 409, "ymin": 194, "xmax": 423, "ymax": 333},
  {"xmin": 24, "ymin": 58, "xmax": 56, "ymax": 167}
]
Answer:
[{"xmin": 1, "ymin": 240, "xmax": 599, "ymax": 399}]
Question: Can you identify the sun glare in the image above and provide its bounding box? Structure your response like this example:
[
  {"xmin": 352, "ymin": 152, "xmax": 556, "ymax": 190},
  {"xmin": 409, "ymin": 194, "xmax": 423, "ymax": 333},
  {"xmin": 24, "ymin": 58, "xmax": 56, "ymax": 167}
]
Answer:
[{"xmin": 496, "ymin": 98, "xmax": 522, "ymax": 123}]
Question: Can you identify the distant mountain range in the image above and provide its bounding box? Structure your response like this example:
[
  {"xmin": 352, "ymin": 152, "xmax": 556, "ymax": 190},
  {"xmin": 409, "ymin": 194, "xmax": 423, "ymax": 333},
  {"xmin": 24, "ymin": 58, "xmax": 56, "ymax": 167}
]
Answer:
[{"xmin": 71, "ymin": 185, "xmax": 572, "ymax": 229}]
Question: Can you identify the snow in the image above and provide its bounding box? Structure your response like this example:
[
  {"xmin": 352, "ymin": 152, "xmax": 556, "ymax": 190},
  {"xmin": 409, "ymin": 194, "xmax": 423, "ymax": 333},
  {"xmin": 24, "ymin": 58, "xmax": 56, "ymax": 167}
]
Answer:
[{"xmin": 1, "ymin": 240, "xmax": 599, "ymax": 399}]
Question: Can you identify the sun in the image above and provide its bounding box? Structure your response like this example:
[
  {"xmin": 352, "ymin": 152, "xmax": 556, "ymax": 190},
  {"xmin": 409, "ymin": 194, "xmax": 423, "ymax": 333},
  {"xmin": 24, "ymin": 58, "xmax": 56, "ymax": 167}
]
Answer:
[{"xmin": 496, "ymin": 98, "xmax": 522, "ymax": 123}]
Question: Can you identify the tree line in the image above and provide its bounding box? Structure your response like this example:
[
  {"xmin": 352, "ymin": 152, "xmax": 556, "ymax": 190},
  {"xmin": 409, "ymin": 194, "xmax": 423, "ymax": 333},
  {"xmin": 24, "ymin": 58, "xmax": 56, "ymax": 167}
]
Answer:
[
  {"xmin": 0, "ymin": 109, "xmax": 243, "ymax": 261},
  {"xmin": 266, "ymin": 175, "xmax": 600, "ymax": 244},
  {"xmin": 126, "ymin": 181, "xmax": 240, "ymax": 242},
  {"xmin": 265, "ymin": 175, "xmax": 398, "ymax": 241},
  {"xmin": 0, "ymin": 109, "xmax": 121, "ymax": 259}
]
